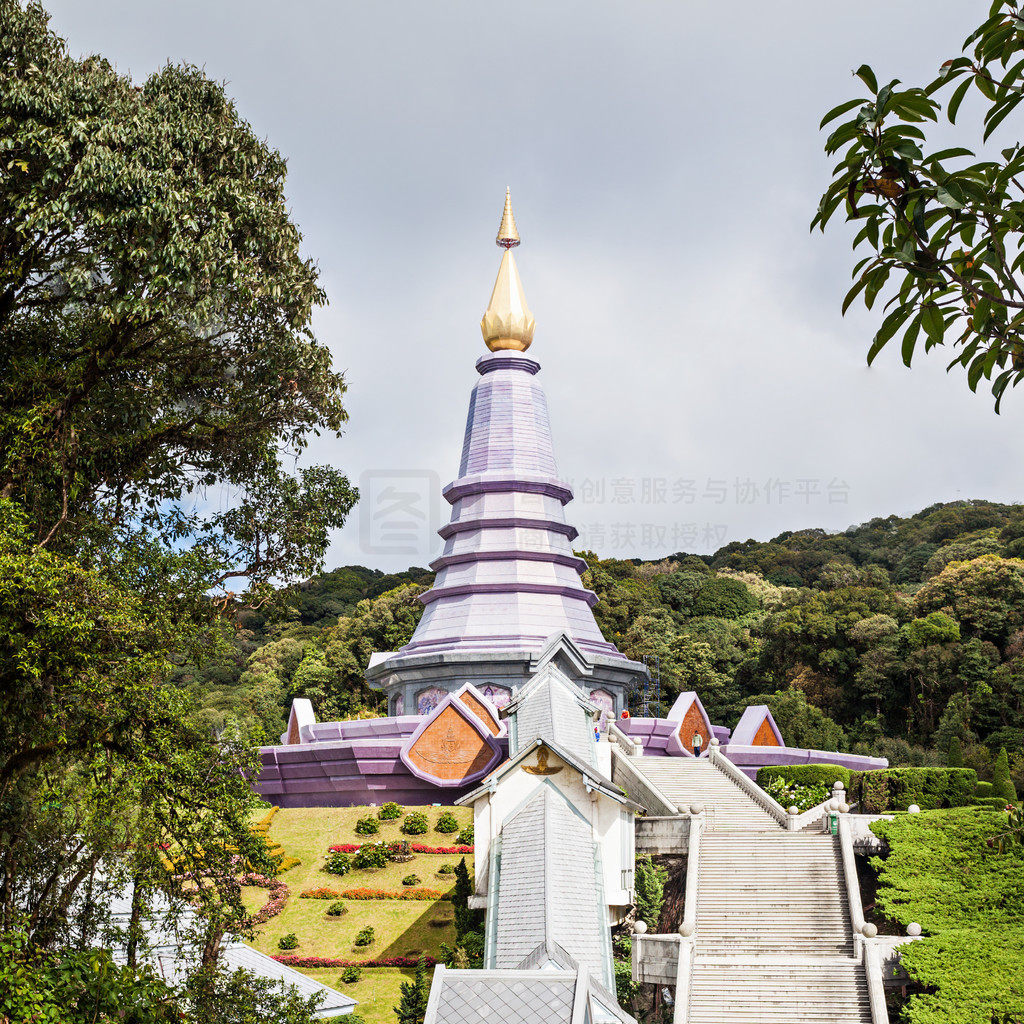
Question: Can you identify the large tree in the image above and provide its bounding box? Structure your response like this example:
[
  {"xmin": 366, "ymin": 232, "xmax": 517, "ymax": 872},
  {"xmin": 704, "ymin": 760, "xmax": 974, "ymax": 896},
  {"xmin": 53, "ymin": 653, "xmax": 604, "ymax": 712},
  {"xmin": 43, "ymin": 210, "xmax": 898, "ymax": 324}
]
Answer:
[
  {"xmin": 814, "ymin": 1, "xmax": 1024, "ymax": 410},
  {"xmin": 0, "ymin": 3, "xmax": 356, "ymax": 1017}
]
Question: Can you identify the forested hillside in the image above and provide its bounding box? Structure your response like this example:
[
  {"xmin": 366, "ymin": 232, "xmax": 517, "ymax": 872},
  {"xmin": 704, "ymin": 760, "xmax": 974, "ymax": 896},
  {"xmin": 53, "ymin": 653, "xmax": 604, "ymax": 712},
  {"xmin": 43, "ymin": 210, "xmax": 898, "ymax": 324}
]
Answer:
[{"xmin": 178, "ymin": 500, "xmax": 1024, "ymax": 790}]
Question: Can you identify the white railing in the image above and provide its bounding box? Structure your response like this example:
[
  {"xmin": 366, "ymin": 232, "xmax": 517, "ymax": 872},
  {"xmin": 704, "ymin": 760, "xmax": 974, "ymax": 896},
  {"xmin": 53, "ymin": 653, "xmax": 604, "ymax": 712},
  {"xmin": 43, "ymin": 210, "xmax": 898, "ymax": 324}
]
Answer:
[
  {"xmin": 863, "ymin": 939, "xmax": 890, "ymax": 1024},
  {"xmin": 608, "ymin": 720, "xmax": 641, "ymax": 756},
  {"xmin": 707, "ymin": 742, "xmax": 790, "ymax": 827},
  {"xmin": 682, "ymin": 814, "xmax": 702, "ymax": 935},
  {"xmin": 838, "ymin": 813, "xmax": 867, "ymax": 939},
  {"xmin": 610, "ymin": 746, "xmax": 678, "ymax": 817}
]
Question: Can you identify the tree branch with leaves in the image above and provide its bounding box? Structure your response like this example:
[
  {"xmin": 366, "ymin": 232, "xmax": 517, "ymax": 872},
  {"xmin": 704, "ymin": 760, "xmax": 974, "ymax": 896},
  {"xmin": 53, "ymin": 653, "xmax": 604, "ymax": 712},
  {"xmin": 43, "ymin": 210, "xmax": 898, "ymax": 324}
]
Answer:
[{"xmin": 814, "ymin": 0, "xmax": 1024, "ymax": 409}]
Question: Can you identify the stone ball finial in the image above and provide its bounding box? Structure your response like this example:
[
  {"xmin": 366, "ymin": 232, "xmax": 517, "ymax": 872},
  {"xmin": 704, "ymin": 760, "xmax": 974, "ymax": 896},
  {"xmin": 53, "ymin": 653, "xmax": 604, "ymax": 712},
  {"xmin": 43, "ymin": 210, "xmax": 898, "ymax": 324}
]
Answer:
[
  {"xmin": 839, "ymin": 802, "xmax": 850, "ymax": 814},
  {"xmin": 861, "ymin": 922, "xmax": 878, "ymax": 938},
  {"xmin": 634, "ymin": 920, "xmax": 648, "ymax": 935},
  {"xmin": 788, "ymin": 806, "xmax": 799, "ymax": 815},
  {"xmin": 833, "ymin": 781, "xmax": 845, "ymax": 791},
  {"xmin": 907, "ymin": 922, "xmax": 922, "ymax": 937},
  {"xmin": 829, "ymin": 798, "xmax": 840, "ymax": 811},
  {"xmin": 710, "ymin": 738, "xmax": 720, "ymax": 747},
  {"xmin": 689, "ymin": 804, "xmax": 704, "ymax": 816},
  {"xmin": 908, "ymin": 804, "xmax": 921, "ymax": 814},
  {"xmin": 678, "ymin": 922, "xmax": 695, "ymax": 937}
]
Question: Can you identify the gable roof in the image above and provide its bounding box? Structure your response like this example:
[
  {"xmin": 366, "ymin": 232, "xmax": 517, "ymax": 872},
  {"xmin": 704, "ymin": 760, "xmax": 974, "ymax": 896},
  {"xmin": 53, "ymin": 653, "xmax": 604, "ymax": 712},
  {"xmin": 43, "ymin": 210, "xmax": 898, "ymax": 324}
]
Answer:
[
  {"xmin": 455, "ymin": 735, "xmax": 629, "ymax": 808},
  {"xmin": 490, "ymin": 785, "xmax": 613, "ymax": 991},
  {"xmin": 423, "ymin": 965, "xmax": 637, "ymax": 1024},
  {"xmin": 503, "ymin": 662, "xmax": 598, "ymax": 764},
  {"xmin": 730, "ymin": 704, "xmax": 785, "ymax": 746}
]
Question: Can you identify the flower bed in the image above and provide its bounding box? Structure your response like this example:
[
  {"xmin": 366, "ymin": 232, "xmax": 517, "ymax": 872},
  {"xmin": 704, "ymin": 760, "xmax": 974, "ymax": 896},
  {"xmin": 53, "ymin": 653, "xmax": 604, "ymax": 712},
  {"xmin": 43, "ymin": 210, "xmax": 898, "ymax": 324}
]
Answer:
[
  {"xmin": 299, "ymin": 886, "xmax": 449, "ymax": 901},
  {"xmin": 327, "ymin": 842, "xmax": 473, "ymax": 855},
  {"xmin": 274, "ymin": 955, "xmax": 438, "ymax": 969},
  {"xmin": 239, "ymin": 872, "xmax": 289, "ymax": 924}
]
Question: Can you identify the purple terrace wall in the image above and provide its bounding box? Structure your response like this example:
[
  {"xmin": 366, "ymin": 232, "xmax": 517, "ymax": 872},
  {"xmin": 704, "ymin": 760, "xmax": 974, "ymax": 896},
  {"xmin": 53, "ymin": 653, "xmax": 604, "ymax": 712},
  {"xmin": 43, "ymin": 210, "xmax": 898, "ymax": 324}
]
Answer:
[{"xmin": 258, "ymin": 733, "xmax": 510, "ymax": 808}]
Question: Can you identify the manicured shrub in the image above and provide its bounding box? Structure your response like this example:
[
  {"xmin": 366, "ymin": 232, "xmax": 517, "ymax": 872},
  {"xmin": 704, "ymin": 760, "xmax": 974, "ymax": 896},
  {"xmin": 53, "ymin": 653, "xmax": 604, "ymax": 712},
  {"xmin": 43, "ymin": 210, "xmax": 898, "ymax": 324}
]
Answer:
[
  {"xmin": 354, "ymin": 816, "xmax": 379, "ymax": 836},
  {"xmin": 760, "ymin": 775, "xmax": 828, "ymax": 812},
  {"xmin": 341, "ymin": 965, "xmax": 362, "ymax": 984},
  {"xmin": 352, "ymin": 842, "xmax": 390, "ymax": 870},
  {"xmin": 354, "ymin": 926, "xmax": 375, "ymax": 948},
  {"xmin": 324, "ymin": 850, "xmax": 351, "ymax": 876},
  {"xmin": 456, "ymin": 825, "xmax": 474, "ymax": 846},
  {"xmin": 378, "ymin": 801, "xmax": 403, "ymax": 821},
  {"xmin": 326, "ymin": 902, "xmax": 346, "ymax": 917},
  {"xmin": 300, "ymin": 887, "xmax": 340, "ymax": 899},
  {"xmin": 434, "ymin": 811, "xmax": 459, "ymax": 834},
  {"xmin": 992, "ymin": 747, "xmax": 1018, "ymax": 802},
  {"xmin": 402, "ymin": 874, "xmax": 421, "ymax": 886},
  {"xmin": 979, "ymin": 796, "xmax": 1016, "ymax": 810},
  {"xmin": 976, "ymin": 781, "xmax": 994, "ymax": 798},
  {"xmin": 757, "ymin": 764, "xmax": 852, "ymax": 789},
  {"xmin": 849, "ymin": 767, "xmax": 978, "ymax": 812},
  {"xmin": 438, "ymin": 863, "xmax": 455, "ymax": 875},
  {"xmin": 402, "ymin": 812, "xmax": 429, "ymax": 836},
  {"xmin": 278, "ymin": 933, "xmax": 298, "ymax": 950}
]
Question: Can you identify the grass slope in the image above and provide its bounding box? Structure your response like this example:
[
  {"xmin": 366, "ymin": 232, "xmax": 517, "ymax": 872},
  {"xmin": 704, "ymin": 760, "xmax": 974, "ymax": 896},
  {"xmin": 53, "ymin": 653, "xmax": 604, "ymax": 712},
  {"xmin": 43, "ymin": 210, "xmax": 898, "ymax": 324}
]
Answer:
[{"xmin": 246, "ymin": 804, "xmax": 473, "ymax": 1024}]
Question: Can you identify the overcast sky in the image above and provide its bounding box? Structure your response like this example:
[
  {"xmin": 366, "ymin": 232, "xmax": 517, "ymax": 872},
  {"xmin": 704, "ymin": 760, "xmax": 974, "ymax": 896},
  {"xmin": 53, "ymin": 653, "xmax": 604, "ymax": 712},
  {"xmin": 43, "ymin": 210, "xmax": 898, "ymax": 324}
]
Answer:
[{"xmin": 43, "ymin": 1, "xmax": 1024, "ymax": 572}]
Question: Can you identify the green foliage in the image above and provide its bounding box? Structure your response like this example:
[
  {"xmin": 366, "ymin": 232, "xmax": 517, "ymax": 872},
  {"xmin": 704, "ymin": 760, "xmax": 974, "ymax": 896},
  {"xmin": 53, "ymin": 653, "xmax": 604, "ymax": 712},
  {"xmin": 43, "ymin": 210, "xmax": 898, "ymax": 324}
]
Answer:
[
  {"xmin": 947, "ymin": 735, "xmax": 964, "ymax": 768},
  {"xmin": 0, "ymin": 927, "xmax": 179, "ymax": 1024},
  {"xmin": 634, "ymin": 855, "xmax": 668, "ymax": 930},
  {"xmin": 813, "ymin": 5, "xmax": 1024, "ymax": 410},
  {"xmin": 992, "ymin": 747, "xmax": 1019, "ymax": 801},
  {"xmin": 378, "ymin": 802, "xmax": 403, "ymax": 821},
  {"xmin": 437, "ymin": 863, "xmax": 455, "ymax": 875},
  {"xmin": 394, "ymin": 955, "xmax": 430, "ymax": 1024},
  {"xmin": 401, "ymin": 812, "xmax": 429, "ymax": 836},
  {"xmin": 277, "ymin": 933, "xmax": 298, "ymax": 951},
  {"xmin": 976, "ymin": 781, "xmax": 994, "ymax": 797},
  {"xmin": 614, "ymin": 955, "xmax": 638, "ymax": 1008},
  {"xmin": 353, "ymin": 926, "xmax": 374, "ymax": 948},
  {"xmin": 456, "ymin": 825, "xmax": 474, "ymax": 846},
  {"xmin": 323, "ymin": 851, "xmax": 351, "ymax": 876},
  {"xmin": 760, "ymin": 776, "xmax": 829, "ymax": 811},
  {"xmin": 351, "ymin": 843, "xmax": 390, "ymax": 870},
  {"xmin": 691, "ymin": 576, "xmax": 757, "ymax": 619},
  {"xmin": 326, "ymin": 902, "xmax": 346, "ymax": 917},
  {"xmin": 341, "ymin": 965, "xmax": 362, "ymax": 984},
  {"xmin": 434, "ymin": 812, "xmax": 459, "ymax": 834},
  {"xmin": 742, "ymin": 690, "xmax": 846, "ymax": 751},
  {"xmin": 401, "ymin": 874, "xmax": 421, "ymax": 887},
  {"xmin": 850, "ymin": 767, "xmax": 978, "ymax": 812},
  {"xmin": 354, "ymin": 816, "xmax": 380, "ymax": 836},
  {"xmin": 757, "ymin": 764, "xmax": 853, "ymax": 789},
  {"xmin": 451, "ymin": 858, "xmax": 483, "ymax": 948},
  {"xmin": 869, "ymin": 808, "xmax": 1024, "ymax": 1022}
]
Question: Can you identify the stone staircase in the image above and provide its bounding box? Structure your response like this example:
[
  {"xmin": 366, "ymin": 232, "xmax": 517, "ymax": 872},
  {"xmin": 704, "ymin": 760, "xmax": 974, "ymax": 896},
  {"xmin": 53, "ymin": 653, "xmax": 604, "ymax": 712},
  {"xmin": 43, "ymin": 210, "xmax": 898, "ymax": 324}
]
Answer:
[{"xmin": 628, "ymin": 755, "xmax": 872, "ymax": 1023}]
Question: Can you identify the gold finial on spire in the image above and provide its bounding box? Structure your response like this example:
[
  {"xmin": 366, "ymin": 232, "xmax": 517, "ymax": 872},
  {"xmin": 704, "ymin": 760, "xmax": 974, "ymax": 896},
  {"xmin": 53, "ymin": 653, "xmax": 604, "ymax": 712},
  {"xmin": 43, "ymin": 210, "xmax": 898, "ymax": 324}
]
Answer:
[
  {"xmin": 481, "ymin": 189, "xmax": 534, "ymax": 352},
  {"xmin": 496, "ymin": 186, "xmax": 520, "ymax": 249}
]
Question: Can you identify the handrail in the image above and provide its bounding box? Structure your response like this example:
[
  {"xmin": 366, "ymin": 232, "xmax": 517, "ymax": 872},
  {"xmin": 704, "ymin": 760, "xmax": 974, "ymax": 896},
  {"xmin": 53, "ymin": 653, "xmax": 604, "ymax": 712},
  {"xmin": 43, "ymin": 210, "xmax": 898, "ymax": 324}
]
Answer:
[
  {"xmin": 674, "ymin": 936, "xmax": 695, "ymax": 1024},
  {"xmin": 838, "ymin": 813, "xmax": 866, "ymax": 941},
  {"xmin": 608, "ymin": 721, "xmax": 641, "ymax": 756},
  {"xmin": 610, "ymin": 746, "xmax": 678, "ymax": 816},
  {"xmin": 863, "ymin": 940, "xmax": 890, "ymax": 1024},
  {"xmin": 682, "ymin": 814, "xmax": 702, "ymax": 936},
  {"xmin": 789, "ymin": 797, "xmax": 832, "ymax": 831},
  {"xmin": 707, "ymin": 744, "xmax": 789, "ymax": 827}
]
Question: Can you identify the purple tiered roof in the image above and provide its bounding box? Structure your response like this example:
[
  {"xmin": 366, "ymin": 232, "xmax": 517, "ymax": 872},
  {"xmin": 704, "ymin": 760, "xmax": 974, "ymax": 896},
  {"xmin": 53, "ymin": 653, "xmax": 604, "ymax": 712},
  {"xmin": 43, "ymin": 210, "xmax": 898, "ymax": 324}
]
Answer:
[{"xmin": 394, "ymin": 349, "xmax": 624, "ymax": 661}]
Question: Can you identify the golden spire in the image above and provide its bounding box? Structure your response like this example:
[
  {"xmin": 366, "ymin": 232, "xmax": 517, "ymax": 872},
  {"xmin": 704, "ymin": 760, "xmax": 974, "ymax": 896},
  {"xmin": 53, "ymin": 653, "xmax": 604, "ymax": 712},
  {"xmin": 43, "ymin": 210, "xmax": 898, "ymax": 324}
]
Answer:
[
  {"xmin": 481, "ymin": 189, "xmax": 535, "ymax": 352},
  {"xmin": 496, "ymin": 186, "xmax": 520, "ymax": 249}
]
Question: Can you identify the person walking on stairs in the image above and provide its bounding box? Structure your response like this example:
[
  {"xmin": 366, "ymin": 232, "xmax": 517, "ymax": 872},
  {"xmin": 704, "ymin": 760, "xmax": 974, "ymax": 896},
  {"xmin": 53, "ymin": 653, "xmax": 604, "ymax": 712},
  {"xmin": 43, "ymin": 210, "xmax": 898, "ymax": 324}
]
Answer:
[{"xmin": 692, "ymin": 731, "xmax": 703, "ymax": 758}]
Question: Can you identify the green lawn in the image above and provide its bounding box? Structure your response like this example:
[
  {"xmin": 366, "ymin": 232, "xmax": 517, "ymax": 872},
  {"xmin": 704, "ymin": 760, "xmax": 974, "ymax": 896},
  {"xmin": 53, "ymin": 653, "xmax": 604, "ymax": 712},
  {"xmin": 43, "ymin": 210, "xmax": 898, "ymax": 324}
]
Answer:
[
  {"xmin": 298, "ymin": 966, "xmax": 428, "ymax": 1022},
  {"xmin": 244, "ymin": 804, "xmax": 473, "ymax": 1024}
]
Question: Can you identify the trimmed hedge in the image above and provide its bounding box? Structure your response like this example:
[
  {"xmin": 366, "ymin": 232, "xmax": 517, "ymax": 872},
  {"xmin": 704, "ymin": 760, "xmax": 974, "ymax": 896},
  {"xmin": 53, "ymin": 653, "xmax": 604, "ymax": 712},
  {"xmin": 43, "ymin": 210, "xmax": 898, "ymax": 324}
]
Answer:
[
  {"xmin": 849, "ymin": 768, "xmax": 977, "ymax": 812},
  {"xmin": 975, "ymin": 781, "xmax": 993, "ymax": 798},
  {"xmin": 978, "ymin": 796, "xmax": 1017, "ymax": 810},
  {"xmin": 757, "ymin": 764, "xmax": 852, "ymax": 789}
]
